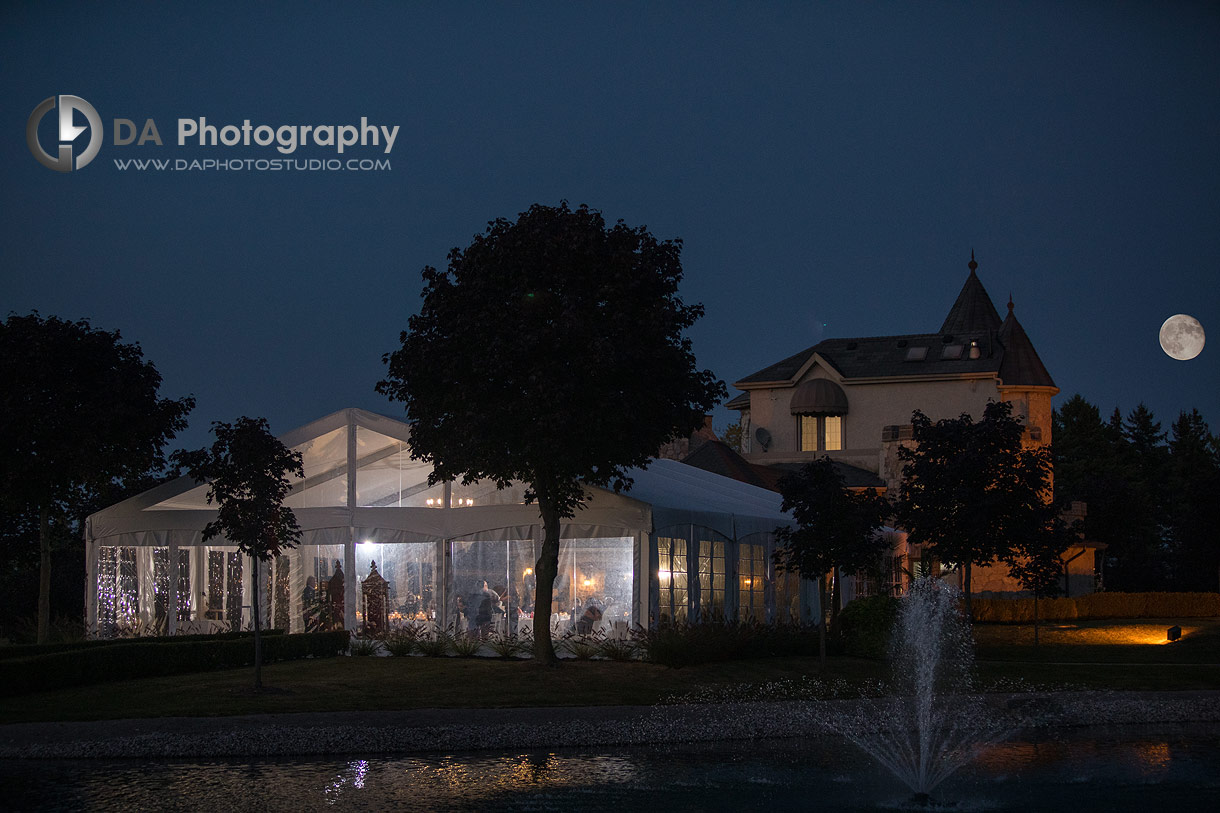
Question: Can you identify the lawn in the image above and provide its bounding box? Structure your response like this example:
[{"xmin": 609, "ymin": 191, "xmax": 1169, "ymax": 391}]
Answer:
[
  {"xmin": 0, "ymin": 655, "xmax": 886, "ymax": 724},
  {"xmin": 2, "ymin": 617, "xmax": 1216, "ymax": 725},
  {"xmin": 972, "ymin": 617, "xmax": 1220, "ymax": 663}
]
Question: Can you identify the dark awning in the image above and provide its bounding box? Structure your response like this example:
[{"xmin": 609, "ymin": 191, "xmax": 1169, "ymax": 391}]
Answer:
[{"xmin": 790, "ymin": 379, "xmax": 848, "ymax": 415}]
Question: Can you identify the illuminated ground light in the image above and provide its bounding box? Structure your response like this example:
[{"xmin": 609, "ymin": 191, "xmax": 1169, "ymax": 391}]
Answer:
[{"xmin": 1060, "ymin": 624, "xmax": 1190, "ymax": 646}]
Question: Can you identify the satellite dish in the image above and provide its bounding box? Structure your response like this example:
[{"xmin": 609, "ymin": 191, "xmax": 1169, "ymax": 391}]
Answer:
[{"xmin": 754, "ymin": 427, "xmax": 772, "ymax": 451}]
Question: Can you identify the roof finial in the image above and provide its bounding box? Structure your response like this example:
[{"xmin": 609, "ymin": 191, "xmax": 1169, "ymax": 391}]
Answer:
[
  {"xmin": 1007, "ymin": 293, "xmax": 1014, "ymax": 313},
  {"xmin": 968, "ymin": 250, "xmax": 977, "ymax": 272}
]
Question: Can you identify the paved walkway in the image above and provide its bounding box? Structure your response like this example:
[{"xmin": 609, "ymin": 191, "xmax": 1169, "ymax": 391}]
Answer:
[{"xmin": 3, "ymin": 691, "xmax": 1219, "ymax": 760}]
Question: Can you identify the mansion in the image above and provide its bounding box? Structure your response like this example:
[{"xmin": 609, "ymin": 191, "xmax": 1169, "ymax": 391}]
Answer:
[{"xmin": 717, "ymin": 256, "xmax": 1097, "ymax": 597}]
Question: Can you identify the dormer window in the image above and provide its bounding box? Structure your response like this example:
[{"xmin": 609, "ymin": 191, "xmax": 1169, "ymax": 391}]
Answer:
[
  {"xmin": 905, "ymin": 346, "xmax": 928, "ymax": 361},
  {"xmin": 791, "ymin": 379, "xmax": 848, "ymax": 453}
]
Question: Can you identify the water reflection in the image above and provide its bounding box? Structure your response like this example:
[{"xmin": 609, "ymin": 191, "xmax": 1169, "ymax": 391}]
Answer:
[
  {"xmin": 323, "ymin": 752, "xmax": 642, "ymax": 806},
  {"xmin": 325, "ymin": 759, "xmax": 369, "ymax": 805},
  {"xmin": 5, "ymin": 726, "xmax": 1219, "ymax": 812}
]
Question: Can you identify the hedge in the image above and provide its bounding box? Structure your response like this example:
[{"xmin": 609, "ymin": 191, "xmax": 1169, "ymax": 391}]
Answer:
[
  {"xmin": 0, "ymin": 629, "xmax": 286, "ymax": 661},
  {"xmin": 636, "ymin": 620, "xmax": 820, "ymax": 667},
  {"xmin": 973, "ymin": 592, "xmax": 1220, "ymax": 624},
  {"xmin": 837, "ymin": 594, "xmax": 899, "ymax": 658},
  {"xmin": 0, "ymin": 630, "xmax": 350, "ymax": 697}
]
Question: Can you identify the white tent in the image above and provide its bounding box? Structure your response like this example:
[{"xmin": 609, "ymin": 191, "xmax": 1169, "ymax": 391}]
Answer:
[{"xmin": 86, "ymin": 408, "xmax": 800, "ymax": 639}]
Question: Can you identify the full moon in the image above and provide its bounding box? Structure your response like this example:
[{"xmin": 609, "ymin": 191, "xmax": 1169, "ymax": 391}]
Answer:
[{"xmin": 1159, "ymin": 314, "xmax": 1205, "ymax": 361}]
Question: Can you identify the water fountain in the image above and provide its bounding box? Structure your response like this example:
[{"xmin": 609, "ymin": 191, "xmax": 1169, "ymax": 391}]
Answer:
[{"xmin": 821, "ymin": 577, "xmax": 1013, "ymax": 807}]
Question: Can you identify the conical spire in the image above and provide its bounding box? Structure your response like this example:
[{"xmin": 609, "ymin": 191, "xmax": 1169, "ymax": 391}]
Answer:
[
  {"xmin": 997, "ymin": 298, "xmax": 1056, "ymax": 388},
  {"xmin": 940, "ymin": 254, "xmax": 1001, "ymax": 334}
]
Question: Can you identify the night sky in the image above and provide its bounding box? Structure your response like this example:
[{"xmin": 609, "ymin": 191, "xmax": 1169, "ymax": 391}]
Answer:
[{"xmin": 3, "ymin": 2, "xmax": 1217, "ymax": 452}]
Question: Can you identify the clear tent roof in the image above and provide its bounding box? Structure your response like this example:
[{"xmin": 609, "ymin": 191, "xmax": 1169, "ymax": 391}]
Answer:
[
  {"xmin": 147, "ymin": 416, "xmax": 444, "ymax": 511},
  {"xmin": 89, "ymin": 408, "xmax": 789, "ymax": 543}
]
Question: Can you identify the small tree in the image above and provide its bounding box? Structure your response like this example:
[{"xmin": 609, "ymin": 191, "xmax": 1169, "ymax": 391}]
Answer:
[
  {"xmin": 895, "ymin": 401, "xmax": 1051, "ymax": 622},
  {"xmin": 772, "ymin": 457, "xmax": 891, "ymax": 665},
  {"xmin": 175, "ymin": 417, "xmax": 304, "ymax": 690},
  {"xmin": 0, "ymin": 313, "xmax": 193, "ymax": 643},
  {"xmin": 378, "ymin": 202, "xmax": 724, "ymax": 664},
  {"xmin": 721, "ymin": 422, "xmax": 745, "ymax": 454},
  {"xmin": 1003, "ymin": 512, "xmax": 1073, "ymax": 646}
]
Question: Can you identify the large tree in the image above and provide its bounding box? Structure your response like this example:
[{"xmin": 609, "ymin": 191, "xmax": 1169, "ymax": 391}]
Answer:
[
  {"xmin": 378, "ymin": 202, "xmax": 724, "ymax": 664},
  {"xmin": 175, "ymin": 417, "xmax": 304, "ymax": 690},
  {"xmin": 1055, "ymin": 397, "xmax": 1220, "ymax": 592},
  {"xmin": 895, "ymin": 400, "xmax": 1052, "ymax": 621},
  {"xmin": 1052, "ymin": 395, "xmax": 1125, "ymax": 569},
  {"xmin": 1118, "ymin": 404, "xmax": 1172, "ymax": 587},
  {"xmin": 1053, "ymin": 396, "xmax": 1167, "ymax": 591},
  {"xmin": 0, "ymin": 313, "xmax": 193, "ymax": 643},
  {"xmin": 772, "ymin": 457, "xmax": 891, "ymax": 664},
  {"xmin": 1165, "ymin": 409, "xmax": 1220, "ymax": 591}
]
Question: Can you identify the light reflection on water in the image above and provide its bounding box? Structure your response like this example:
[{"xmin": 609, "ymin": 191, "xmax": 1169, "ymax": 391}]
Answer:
[{"xmin": 6, "ymin": 725, "xmax": 1220, "ymax": 812}]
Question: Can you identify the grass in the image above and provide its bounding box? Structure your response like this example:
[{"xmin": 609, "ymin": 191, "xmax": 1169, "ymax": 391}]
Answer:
[
  {"xmin": 969, "ymin": 617, "xmax": 1220, "ymax": 691},
  {"xmin": 2, "ymin": 617, "xmax": 1216, "ymax": 725},
  {"xmin": 0, "ymin": 656, "xmax": 885, "ymax": 724},
  {"xmin": 973, "ymin": 617, "xmax": 1220, "ymax": 664}
]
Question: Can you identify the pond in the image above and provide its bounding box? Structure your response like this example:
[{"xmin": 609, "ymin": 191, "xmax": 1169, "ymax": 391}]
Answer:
[{"xmin": 5, "ymin": 723, "xmax": 1219, "ymax": 811}]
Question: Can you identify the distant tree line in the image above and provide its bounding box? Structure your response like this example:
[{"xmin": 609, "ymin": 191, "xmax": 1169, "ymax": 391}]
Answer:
[{"xmin": 1053, "ymin": 394, "xmax": 1220, "ymax": 593}]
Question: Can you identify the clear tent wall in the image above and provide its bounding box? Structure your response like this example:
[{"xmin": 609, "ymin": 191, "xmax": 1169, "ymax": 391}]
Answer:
[{"xmin": 87, "ymin": 409, "xmax": 803, "ymax": 639}]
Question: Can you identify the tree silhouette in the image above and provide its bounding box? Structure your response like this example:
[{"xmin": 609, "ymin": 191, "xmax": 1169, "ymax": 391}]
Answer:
[
  {"xmin": 175, "ymin": 417, "xmax": 304, "ymax": 690},
  {"xmin": 1166, "ymin": 409, "xmax": 1220, "ymax": 590},
  {"xmin": 773, "ymin": 457, "xmax": 890, "ymax": 664},
  {"xmin": 379, "ymin": 202, "xmax": 724, "ymax": 664},
  {"xmin": 0, "ymin": 313, "xmax": 193, "ymax": 643},
  {"xmin": 895, "ymin": 401, "xmax": 1052, "ymax": 621}
]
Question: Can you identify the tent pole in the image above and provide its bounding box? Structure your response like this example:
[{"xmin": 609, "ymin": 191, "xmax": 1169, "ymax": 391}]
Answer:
[{"xmin": 345, "ymin": 412, "xmax": 358, "ymax": 635}]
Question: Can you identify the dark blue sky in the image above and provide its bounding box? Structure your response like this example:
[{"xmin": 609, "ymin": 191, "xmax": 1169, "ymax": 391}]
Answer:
[{"xmin": 4, "ymin": 2, "xmax": 1217, "ymax": 451}]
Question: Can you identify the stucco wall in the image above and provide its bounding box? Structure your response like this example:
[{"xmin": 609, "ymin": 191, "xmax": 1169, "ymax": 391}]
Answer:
[
  {"xmin": 741, "ymin": 364, "xmax": 1004, "ymax": 473},
  {"xmin": 971, "ymin": 547, "xmax": 1096, "ymax": 597}
]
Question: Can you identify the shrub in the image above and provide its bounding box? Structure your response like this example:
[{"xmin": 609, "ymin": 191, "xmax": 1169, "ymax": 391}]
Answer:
[
  {"xmin": 837, "ymin": 594, "xmax": 899, "ymax": 659},
  {"xmin": 449, "ymin": 630, "xmax": 484, "ymax": 657},
  {"xmin": 0, "ymin": 628, "xmax": 290, "ymax": 661},
  {"xmin": 559, "ymin": 631, "xmax": 601, "ymax": 660},
  {"xmin": 381, "ymin": 627, "xmax": 422, "ymax": 657},
  {"xmin": 0, "ymin": 630, "xmax": 349, "ymax": 697},
  {"xmin": 972, "ymin": 591, "xmax": 1220, "ymax": 624},
  {"xmin": 2, "ymin": 614, "xmax": 86, "ymax": 646},
  {"xmin": 973, "ymin": 596, "xmax": 1076, "ymax": 623},
  {"xmin": 596, "ymin": 634, "xmax": 639, "ymax": 662},
  {"xmin": 415, "ymin": 629, "xmax": 454, "ymax": 657},
  {"xmin": 349, "ymin": 637, "xmax": 382, "ymax": 656},
  {"xmin": 485, "ymin": 632, "xmax": 528, "ymax": 659},
  {"xmin": 635, "ymin": 619, "xmax": 819, "ymax": 667},
  {"xmin": 1074, "ymin": 591, "xmax": 1220, "ymax": 619}
]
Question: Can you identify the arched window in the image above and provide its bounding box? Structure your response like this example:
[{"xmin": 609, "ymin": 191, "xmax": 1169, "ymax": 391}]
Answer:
[{"xmin": 791, "ymin": 379, "xmax": 848, "ymax": 452}]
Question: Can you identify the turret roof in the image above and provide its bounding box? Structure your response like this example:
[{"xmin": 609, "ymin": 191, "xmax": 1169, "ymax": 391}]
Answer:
[
  {"xmin": 940, "ymin": 254, "xmax": 1002, "ymax": 334},
  {"xmin": 997, "ymin": 299, "xmax": 1056, "ymax": 389}
]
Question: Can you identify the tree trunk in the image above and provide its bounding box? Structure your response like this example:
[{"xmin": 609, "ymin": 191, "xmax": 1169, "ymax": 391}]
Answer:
[
  {"xmin": 252, "ymin": 558, "xmax": 263, "ymax": 691},
  {"xmin": 531, "ymin": 494, "xmax": 561, "ymax": 665},
  {"xmin": 1033, "ymin": 591, "xmax": 1040, "ymax": 647},
  {"xmin": 37, "ymin": 504, "xmax": 51, "ymax": 645},
  {"xmin": 830, "ymin": 566, "xmax": 841, "ymax": 638},
  {"xmin": 963, "ymin": 563, "xmax": 973, "ymax": 624},
  {"xmin": 817, "ymin": 572, "xmax": 828, "ymax": 667}
]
